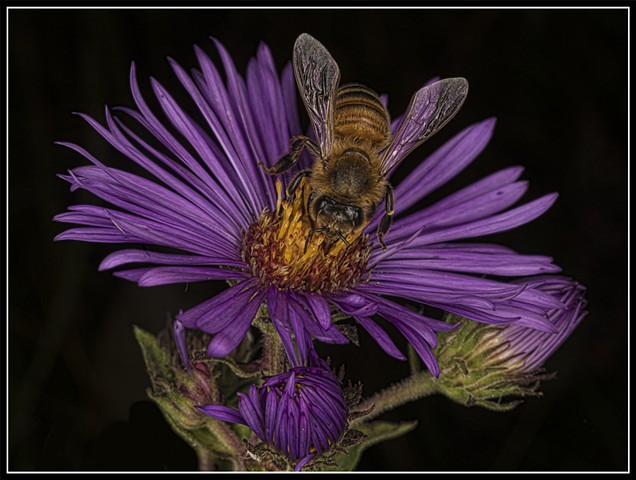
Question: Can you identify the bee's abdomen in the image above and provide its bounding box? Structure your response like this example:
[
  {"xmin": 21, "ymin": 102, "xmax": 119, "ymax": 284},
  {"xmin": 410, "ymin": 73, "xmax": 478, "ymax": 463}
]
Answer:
[{"xmin": 334, "ymin": 83, "xmax": 391, "ymax": 149}]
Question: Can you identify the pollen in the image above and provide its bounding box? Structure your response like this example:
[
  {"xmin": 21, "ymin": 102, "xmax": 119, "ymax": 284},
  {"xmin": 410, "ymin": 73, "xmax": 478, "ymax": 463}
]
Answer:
[{"xmin": 242, "ymin": 180, "xmax": 370, "ymax": 293}]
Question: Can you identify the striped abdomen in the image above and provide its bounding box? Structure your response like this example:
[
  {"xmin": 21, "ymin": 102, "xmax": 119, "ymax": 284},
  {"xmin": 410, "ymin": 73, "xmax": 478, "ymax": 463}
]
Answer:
[{"xmin": 333, "ymin": 83, "xmax": 391, "ymax": 150}]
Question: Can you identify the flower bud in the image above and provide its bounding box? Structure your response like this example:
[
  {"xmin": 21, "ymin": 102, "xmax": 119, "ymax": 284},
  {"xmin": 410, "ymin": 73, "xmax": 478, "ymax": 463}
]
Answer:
[
  {"xmin": 434, "ymin": 276, "xmax": 587, "ymax": 410},
  {"xmin": 197, "ymin": 365, "xmax": 348, "ymax": 470}
]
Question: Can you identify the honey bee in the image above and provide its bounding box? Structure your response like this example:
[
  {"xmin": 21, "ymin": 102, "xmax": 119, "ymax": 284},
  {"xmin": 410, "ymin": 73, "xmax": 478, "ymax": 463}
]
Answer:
[{"xmin": 263, "ymin": 33, "xmax": 469, "ymax": 250}]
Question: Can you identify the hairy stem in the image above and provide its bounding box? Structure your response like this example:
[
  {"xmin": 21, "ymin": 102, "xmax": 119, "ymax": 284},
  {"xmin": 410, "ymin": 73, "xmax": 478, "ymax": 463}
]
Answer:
[
  {"xmin": 196, "ymin": 447, "xmax": 216, "ymax": 471},
  {"xmin": 206, "ymin": 419, "xmax": 247, "ymax": 470},
  {"xmin": 260, "ymin": 329, "xmax": 287, "ymax": 376},
  {"xmin": 351, "ymin": 371, "xmax": 439, "ymax": 425}
]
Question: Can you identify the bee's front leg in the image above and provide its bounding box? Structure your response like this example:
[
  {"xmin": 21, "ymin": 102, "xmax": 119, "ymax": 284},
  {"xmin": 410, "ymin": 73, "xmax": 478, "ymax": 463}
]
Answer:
[
  {"xmin": 377, "ymin": 184, "xmax": 394, "ymax": 250},
  {"xmin": 260, "ymin": 136, "xmax": 319, "ymax": 175},
  {"xmin": 286, "ymin": 170, "xmax": 311, "ymax": 200}
]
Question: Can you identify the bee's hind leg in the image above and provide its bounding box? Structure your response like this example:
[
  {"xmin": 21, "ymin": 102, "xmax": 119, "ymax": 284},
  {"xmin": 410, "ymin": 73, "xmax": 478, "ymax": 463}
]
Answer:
[
  {"xmin": 377, "ymin": 185, "xmax": 394, "ymax": 250},
  {"xmin": 259, "ymin": 136, "xmax": 319, "ymax": 175}
]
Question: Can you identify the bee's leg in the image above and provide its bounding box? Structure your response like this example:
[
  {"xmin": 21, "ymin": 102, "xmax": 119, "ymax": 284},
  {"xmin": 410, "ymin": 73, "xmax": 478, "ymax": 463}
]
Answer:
[
  {"xmin": 337, "ymin": 233, "xmax": 351, "ymax": 249},
  {"xmin": 377, "ymin": 184, "xmax": 394, "ymax": 250},
  {"xmin": 336, "ymin": 233, "xmax": 351, "ymax": 264},
  {"xmin": 304, "ymin": 190, "xmax": 316, "ymax": 217},
  {"xmin": 260, "ymin": 136, "xmax": 319, "ymax": 175},
  {"xmin": 305, "ymin": 227, "xmax": 327, "ymax": 254},
  {"xmin": 286, "ymin": 170, "xmax": 311, "ymax": 200}
]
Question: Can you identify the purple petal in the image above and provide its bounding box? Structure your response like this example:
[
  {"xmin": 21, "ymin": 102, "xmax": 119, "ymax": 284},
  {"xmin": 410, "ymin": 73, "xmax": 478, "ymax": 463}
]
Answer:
[
  {"xmin": 57, "ymin": 163, "xmax": 239, "ymax": 256},
  {"xmin": 126, "ymin": 63, "xmax": 256, "ymax": 229},
  {"xmin": 337, "ymin": 291, "xmax": 455, "ymax": 374},
  {"xmin": 206, "ymin": 287, "xmax": 266, "ymax": 357},
  {"xmin": 247, "ymin": 42, "xmax": 290, "ymax": 162},
  {"xmin": 294, "ymin": 430, "xmax": 316, "ymax": 472},
  {"xmin": 113, "ymin": 266, "xmax": 246, "ymax": 287},
  {"xmin": 99, "ymin": 249, "xmax": 246, "ymax": 271},
  {"xmin": 170, "ymin": 53, "xmax": 275, "ymax": 214},
  {"xmin": 288, "ymin": 304, "xmax": 309, "ymax": 364},
  {"xmin": 388, "ymin": 117, "xmax": 496, "ymax": 216},
  {"xmin": 177, "ymin": 280, "xmax": 258, "ymax": 330},
  {"xmin": 67, "ymin": 109, "xmax": 245, "ymax": 235},
  {"xmin": 327, "ymin": 292, "xmax": 379, "ymax": 317},
  {"xmin": 109, "ymin": 109, "xmax": 248, "ymax": 232},
  {"xmin": 237, "ymin": 385, "xmax": 266, "ymax": 440},
  {"xmin": 281, "ymin": 62, "xmax": 303, "ymax": 139},
  {"xmin": 396, "ymin": 322, "xmax": 441, "ymax": 377},
  {"xmin": 196, "ymin": 405, "xmax": 246, "ymax": 425},
  {"xmin": 211, "ymin": 38, "xmax": 278, "ymax": 210},
  {"xmin": 267, "ymin": 287, "xmax": 301, "ymax": 366},
  {"xmin": 297, "ymin": 292, "xmax": 332, "ymax": 331},
  {"xmin": 264, "ymin": 390, "xmax": 279, "ymax": 443},
  {"xmin": 402, "ymin": 166, "xmax": 525, "ymax": 220},
  {"xmin": 373, "ymin": 245, "xmax": 559, "ymax": 277},
  {"xmin": 403, "ymin": 193, "xmax": 559, "ymax": 248},
  {"xmin": 355, "ymin": 316, "xmax": 406, "ymax": 360},
  {"xmin": 54, "ymin": 205, "xmax": 115, "ymax": 228},
  {"xmin": 150, "ymin": 74, "xmax": 263, "ymax": 217},
  {"xmin": 389, "ymin": 179, "xmax": 529, "ymax": 240},
  {"xmin": 367, "ymin": 268, "xmax": 529, "ymax": 300},
  {"xmin": 289, "ymin": 294, "xmax": 349, "ymax": 346},
  {"xmin": 173, "ymin": 317, "xmax": 190, "ymax": 369},
  {"xmin": 54, "ymin": 227, "xmax": 137, "ymax": 244}
]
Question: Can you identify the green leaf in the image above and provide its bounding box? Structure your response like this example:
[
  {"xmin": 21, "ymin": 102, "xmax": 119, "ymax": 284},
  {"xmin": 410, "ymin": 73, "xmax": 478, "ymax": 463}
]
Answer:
[{"xmin": 320, "ymin": 420, "xmax": 418, "ymax": 471}]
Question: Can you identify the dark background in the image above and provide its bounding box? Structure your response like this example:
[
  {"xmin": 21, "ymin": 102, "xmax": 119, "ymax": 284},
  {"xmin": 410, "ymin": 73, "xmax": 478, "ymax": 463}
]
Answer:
[{"xmin": 8, "ymin": 7, "xmax": 627, "ymax": 472}]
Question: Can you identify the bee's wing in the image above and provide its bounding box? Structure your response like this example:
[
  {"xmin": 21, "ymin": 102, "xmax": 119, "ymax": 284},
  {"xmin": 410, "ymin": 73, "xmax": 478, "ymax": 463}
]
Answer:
[
  {"xmin": 293, "ymin": 33, "xmax": 340, "ymax": 159},
  {"xmin": 380, "ymin": 77, "xmax": 469, "ymax": 175}
]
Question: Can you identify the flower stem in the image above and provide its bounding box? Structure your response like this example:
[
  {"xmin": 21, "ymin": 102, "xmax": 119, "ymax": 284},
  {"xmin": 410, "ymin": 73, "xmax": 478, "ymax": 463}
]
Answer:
[
  {"xmin": 260, "ymin": 329, "xmax": 287, "ymax": 376},
  {"xmin": 195, "ymin": 447, "xmax": 216, "ymax": 471},
  {"xmin": 205, "ymin": 419, "xmax": 247, "ymax": 470},
  {"xmin": 351, "ymin": 371, "xmax": 439, "ymax": 425}
]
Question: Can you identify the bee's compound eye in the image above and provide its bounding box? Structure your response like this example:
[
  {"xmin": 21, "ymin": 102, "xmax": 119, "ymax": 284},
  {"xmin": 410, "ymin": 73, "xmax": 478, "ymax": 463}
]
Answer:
[
  {"xmin": 344, "ymin": 206, "xmax": 360, "ymax": 221},
  {"xmin": 345, "ymin": 205, "xmax": 364, "ymax": 227},
  {"xmin": 317, "ymin": 196, "xmax": 335, "ymax": 214}
]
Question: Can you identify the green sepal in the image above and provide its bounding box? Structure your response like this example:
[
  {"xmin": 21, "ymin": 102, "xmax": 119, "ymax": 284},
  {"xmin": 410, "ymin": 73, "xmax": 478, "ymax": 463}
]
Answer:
[
  {"xmin": 318, "ymin": 420, "xmax": 417, "ymax": 471},
  {"xmin": 434, "ymin": 381, "xmax": 533, "ymax": 412},
  {"xmin": 337, "ymin": 323, "xmax": 360, "ymax": 346},
  {"xmin": 134, "ymin": 325, "xmax": 247, "ymax": 469},
  {"xmin": 433, "ymin": 314, "xmax": 555, "ymax": 411},
  {"xmin": 133, "ymin": 325, "xmax": 175, "ymax": 387},
  {"xmin": 147, "ymin": 388, "xmax": 238, "ymax": 457},
  {"xmin": 146, "ymin": 384, "xmax": 207, "ymax": 430}
]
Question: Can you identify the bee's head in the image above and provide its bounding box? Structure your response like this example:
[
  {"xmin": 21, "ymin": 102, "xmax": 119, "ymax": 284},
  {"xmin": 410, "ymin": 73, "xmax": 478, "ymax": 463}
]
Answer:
[{"xmin": 312, "ymin": 195, "xmax": 365, "ymax": 235}]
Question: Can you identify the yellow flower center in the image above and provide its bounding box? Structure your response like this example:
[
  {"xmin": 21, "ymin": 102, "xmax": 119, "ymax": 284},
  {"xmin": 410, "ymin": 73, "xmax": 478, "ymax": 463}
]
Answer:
[{"xmin": 242, "ymin": 180, "xmax": 370, "ymax": 293}]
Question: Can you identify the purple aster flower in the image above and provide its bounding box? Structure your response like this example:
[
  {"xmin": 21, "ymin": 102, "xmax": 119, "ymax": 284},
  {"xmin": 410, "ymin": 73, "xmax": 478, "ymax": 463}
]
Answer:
[
  {"xmin": 54, "ymin": 37, "xmax": 563, "ymax": 376},
  {"xmin": 197, "ymin": 360, "xmax": 347, "ymax": 471}
]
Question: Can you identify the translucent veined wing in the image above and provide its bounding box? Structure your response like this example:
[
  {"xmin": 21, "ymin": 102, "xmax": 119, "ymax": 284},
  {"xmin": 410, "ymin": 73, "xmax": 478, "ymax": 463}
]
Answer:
[
  {"xmin": 380, "ymin": 77, "xmax": 469, "ymax": 175},
  {"xmin": 293, "ymin": 33, "xmax": 340, "ymax": 159}
]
